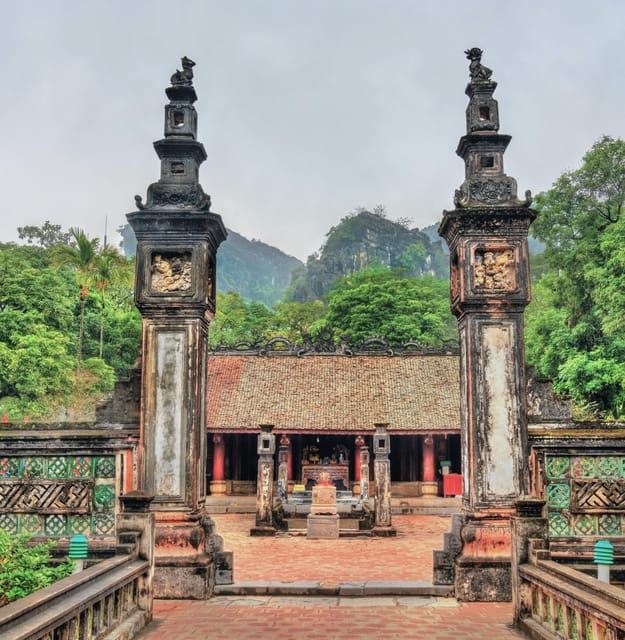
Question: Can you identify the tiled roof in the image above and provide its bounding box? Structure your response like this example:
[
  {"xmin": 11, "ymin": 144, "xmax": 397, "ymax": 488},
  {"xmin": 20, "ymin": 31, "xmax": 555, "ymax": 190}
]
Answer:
[{"xmin": 207, "ymin": 354, "xmax": 460, "ymax": 433}]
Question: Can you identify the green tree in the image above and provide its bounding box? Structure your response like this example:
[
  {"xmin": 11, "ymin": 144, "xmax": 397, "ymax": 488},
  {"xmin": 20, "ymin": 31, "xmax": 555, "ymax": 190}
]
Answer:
[
  {"xmin": 527, "ymin": 136, "xmax": 625, "ymax": 417},
  {"xmin": 53, "ymin": 228, "xmax": 100, "ymax": 368},
  {"xmin": 270, "ymin": 300, "xmax": 325, "ymax": 342},
  {"xmin": 312, "ymin": 268, "xmax": 456, "ymax": 347},
  {"xmin": 17, "ymin": 220, "xmax": 72, "ymax": 248},
  {"xmin": 0, "ymin": 531, "xmax": 73, "ymax": 605},
  {"xmin": 208, "ymin": 292, "xmax": 275, "ymax": 347}
]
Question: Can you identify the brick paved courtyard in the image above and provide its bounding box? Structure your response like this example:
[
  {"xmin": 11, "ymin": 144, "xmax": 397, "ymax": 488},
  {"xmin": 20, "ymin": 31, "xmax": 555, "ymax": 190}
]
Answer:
[{"xmin": 137, "ymin": 515, "xmax": 527, "ymax": 639}]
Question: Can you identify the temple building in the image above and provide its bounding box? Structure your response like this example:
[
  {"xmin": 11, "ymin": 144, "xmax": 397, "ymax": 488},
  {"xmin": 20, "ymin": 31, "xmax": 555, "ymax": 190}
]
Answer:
[{"xmin": 205, "ymin": 340, "xmax": 462, "ymax": 498}]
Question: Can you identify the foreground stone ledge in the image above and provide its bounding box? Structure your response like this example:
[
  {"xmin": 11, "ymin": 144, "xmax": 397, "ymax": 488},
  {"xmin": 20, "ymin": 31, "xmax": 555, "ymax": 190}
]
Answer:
[{"xmin": 214, "ymin": 581, "xmax": 454, "ymax": 597}]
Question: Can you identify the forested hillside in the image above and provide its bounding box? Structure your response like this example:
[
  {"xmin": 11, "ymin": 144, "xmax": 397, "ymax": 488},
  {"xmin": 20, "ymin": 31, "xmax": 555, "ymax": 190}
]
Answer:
[{"xmin": 286, "ymin": 209, "xmax": 448, "ymax": 301}]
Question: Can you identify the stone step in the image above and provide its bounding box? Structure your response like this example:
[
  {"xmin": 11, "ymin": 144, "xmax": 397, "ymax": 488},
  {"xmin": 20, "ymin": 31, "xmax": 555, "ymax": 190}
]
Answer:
[{"xmin": 214, "ymin": 581, "xmax": 454, "ymax": 597}]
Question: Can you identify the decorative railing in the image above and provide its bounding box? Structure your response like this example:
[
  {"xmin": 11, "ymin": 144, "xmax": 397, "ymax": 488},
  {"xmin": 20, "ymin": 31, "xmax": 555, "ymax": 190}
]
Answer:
[
  {"xmin": 0, "ymin": 492, "xmax": 154, "ymax": 640},
  {"xmin": 0, "ymin": 554, "xmax": 150, "ymax": 640},
  {"xmin": 517, "ymin": 557, "xmax": 625, "ymax": 640}
]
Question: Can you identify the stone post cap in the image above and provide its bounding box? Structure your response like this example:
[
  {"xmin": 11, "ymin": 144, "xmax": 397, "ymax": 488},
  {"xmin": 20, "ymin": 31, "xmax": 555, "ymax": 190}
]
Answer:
[{"xmin": 119, "ymin": 491, "xmax": 155, "ymax": 513}]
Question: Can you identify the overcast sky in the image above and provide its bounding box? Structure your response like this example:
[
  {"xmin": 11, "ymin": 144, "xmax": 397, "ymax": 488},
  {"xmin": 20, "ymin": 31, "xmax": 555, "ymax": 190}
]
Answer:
[{"xmin": 2, "ymin": 1, "xmax": 624, "ymax": 261}]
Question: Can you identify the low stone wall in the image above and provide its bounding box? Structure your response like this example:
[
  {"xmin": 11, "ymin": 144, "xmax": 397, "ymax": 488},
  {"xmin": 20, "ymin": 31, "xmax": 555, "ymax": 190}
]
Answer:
[
  {"xmin": 529, "ymin": 423, "xmax": 625, "ymax": 540},
  {"xmin": 0, "ymin": 423, "xmax": 139, "ymax": 539}
]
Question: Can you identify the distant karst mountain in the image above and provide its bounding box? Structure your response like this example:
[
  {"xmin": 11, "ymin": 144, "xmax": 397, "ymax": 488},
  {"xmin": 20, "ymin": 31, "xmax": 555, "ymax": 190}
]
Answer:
[
  {"xmin": 217, "ymin": 229, "xmax": 302, "ymax": 306},
  {"xmin": 285, "ymin": 211, "xmax": 449, "ymax": 302},
  {"xmin": 118, "ymin": 224, "xmax": 302, "ymax": 307}
]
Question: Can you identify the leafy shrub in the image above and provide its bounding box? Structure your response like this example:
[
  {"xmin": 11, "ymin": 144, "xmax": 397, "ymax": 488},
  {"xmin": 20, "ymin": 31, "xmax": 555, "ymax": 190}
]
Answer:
[
  {"xmin": 0, "ymin": 531, "xmax": 73, "ymax": 606},
  {"xmin": 82, "ymin": 357, "xmax": 116, "ymax": 393}
]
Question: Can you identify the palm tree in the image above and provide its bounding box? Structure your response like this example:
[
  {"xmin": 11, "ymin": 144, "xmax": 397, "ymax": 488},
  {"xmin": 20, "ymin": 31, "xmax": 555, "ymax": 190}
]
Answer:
[
  {"xmin": 53, "ymin": 228, "xmax": 100, "ymax": 368},
  {"xmin": 92, "ymin": 246, "xmax": 128, "ymax": 358}
]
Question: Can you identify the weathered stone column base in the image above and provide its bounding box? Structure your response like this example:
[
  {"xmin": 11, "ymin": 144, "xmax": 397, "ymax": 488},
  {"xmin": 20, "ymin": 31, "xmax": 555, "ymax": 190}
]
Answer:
[
  {"xmin": 250, "ymin": 525, "xmax": 277, "ymax": 536},
  {"xmin": 454, "ymin": 557, "xmax": 511, "ymax": 602},
  {"xmin": 371, "ymin": 525, "xmax": 397, "ymax": 537},
  {"xmin": 453, "ymin": 510, "xmax": 513, "ymax": 601},
  {"xmin": 307, "ymin": 513, "xmax": 339, "ymax": 539},
  {"xmin": 209, "ymin": 480, "xmax": 227, "ymax": 495},
  {"xmin": 154, "ymin": 555, "xmax": 213, "ymax": 599},
  {"xmin": 153, "ymin": 512, "xmax": 224, "ymax": 599},
  {"xmin": 420, "ymin": 481, "xmax": 438, "ymax": 496}
]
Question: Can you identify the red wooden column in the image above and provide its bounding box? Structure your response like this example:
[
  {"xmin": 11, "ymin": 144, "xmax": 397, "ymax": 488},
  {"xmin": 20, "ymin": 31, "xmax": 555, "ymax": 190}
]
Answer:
[
  {"xmin": 210, "ymin": 434, "xmax": 227, "ymax": 495},
  {"xmin": 421, "ymin": 434, "xmax": 438, "ymax": 495},
  {"xmin": 280, "ymin": 434, "xmax": 294, "ymax": 493},
  {"xmin": 353, "ymin": 435, "xmax": 365, "ymax": 495},
  {"xmin": 422, "ymin": 435, "xmax": 436, "ymax": 481}
]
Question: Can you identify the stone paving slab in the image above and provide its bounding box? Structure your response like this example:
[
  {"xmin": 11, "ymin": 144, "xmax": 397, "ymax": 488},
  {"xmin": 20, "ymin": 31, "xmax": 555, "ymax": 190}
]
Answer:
[
  {"xmin": 215, "ymin": 580, "xmax": 454, "ymax": 597},
  {"xmin": 137, "ymin": 597, "xmax": 527, "ymax": 639},
  {"xmin": 210, "ymin": 513, "xmax": 451, "ymax": 583}
]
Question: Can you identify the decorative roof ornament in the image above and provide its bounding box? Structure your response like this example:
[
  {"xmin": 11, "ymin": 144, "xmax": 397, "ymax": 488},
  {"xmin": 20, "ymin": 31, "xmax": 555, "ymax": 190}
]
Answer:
[
  {"xmin": 453, "ymin": 48, "xmax": 532, "ymax": 209},
  {"xmin": 465, "ymin": 47, "xmax": 492, "ymax": 81},
  {"xmin": 170, "ymin": 56, "xmax": 195, "ymax": 87}
]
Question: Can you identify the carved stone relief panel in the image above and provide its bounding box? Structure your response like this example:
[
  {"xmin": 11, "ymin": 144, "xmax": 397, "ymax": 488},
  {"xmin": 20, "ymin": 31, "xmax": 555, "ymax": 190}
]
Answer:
[
  {"xmin": 150, "ymin": 252, "xmax": 192, "ymax": 293},
  {"xmin": 0, "ymin": 480, "xmax": 93, "ymax": 514},
  {"xmin": 472, "ymin": 246, "xmax": 516, "ymax": 292}
]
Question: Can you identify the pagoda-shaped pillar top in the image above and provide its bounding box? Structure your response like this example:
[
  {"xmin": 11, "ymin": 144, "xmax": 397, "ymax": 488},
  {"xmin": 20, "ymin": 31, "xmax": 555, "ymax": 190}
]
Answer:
[
  {"xmin": 453, "ymin": 48, "xmax": 532, "ymax": 210},
  {"xmin": 133, "ymin": 56, "xmax": 215, "ymax": 215}
]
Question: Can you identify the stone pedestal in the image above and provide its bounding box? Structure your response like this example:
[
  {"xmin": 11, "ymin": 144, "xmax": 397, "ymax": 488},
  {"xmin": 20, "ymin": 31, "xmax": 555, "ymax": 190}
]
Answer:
[
  {"xmin": 310, "ymin": 483, "xmax": 337, "ymax": 514},
  {"xmin": 420, "ymin": 481, "xmax": 438, "ymax": 496},
  {"xmin": 307, "ymin": 514, "xmax": 340, "ymax": 539},
  {"xmin": 209, "ymin": 480, "xmax": 227, "ymax": 495}
]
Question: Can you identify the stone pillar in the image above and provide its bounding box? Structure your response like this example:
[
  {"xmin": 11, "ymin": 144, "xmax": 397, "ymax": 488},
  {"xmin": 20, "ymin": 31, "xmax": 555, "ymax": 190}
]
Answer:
[
  {"xmin": 277, "ymin": 434, "xmax": 289, "ymax": 502},
  {"xmin": 436, "ymin": 48, "xmax": 535, "ymax": 601},
  {"xmin": 251, "ymin": 424, "xmax": 277, "ymax": 536},
  {"xmin": 359, "ymin": 442, "xmax": 370, "ymax": 500},
  {"xmin": 117, "ymin": 491, "xmax": 155, "ymax": 614},
  {"xmin": 372, "ymin": 423, "xmax": 395, "ymax": 536},
  {"xmin": 127, "ymin": 57, "xmax": 227, "ymax": 599},
  {"xmin": 510, "ymin": 498, "xmax": 548, "ymax": 626},
  {"xmin": 210, "ymin": 434, "xmax": 227, "ymax": 496},
  {"xmin": 421, "ymin": 434, "xmax": 438, "ymax": 496}
]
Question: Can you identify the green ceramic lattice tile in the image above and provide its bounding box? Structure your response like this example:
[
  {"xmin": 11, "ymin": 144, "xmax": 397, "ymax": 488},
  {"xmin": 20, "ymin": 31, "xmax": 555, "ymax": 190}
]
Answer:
[
  {"xmin": 546, "ymin": 483, "xmax": 571, "ymax": 509},
  {"xmin": 596, "ymin": 457, "xmax": 620, "ymax": 478},
  {"xmin": 545, "ymin": 456, "xmax": 569, "ymax": 479},
  {"xmin": 22, "ymin": 457, "xmax": 44, "ymax": 478},
  {"xmin": 68, "ymin": 515, "xmax": 91, "ymax": 535},
  {"xmin": 94, "ymin": 484, "xmax": 115, "ymax": 510},
  {"xmin": 47, "ymin": 457, "xmax": 68, "ymax": 478},
  {"xmin": 0, "ymin": 513, "xmax": 18, "ymax": 534},
  {"xmin": 20, "ymin": 514, "xmax": 44, "ymax": 535},
  {"xmin": 573, "ymin": 514, "xmax": 597, "ymax": 536},
  {"xmin": 69, "ymin": 456, "xmax": 92, "ymax": 478},
  {"xmin": 94, "ymin": 457, "xmax": 116, "ymax": 478},
  {"xmin": 549, "ymin": 512, "xmax": 570, "ymax": 536},
  {"xmin": 0, "ymin": 458, "xmax": 20, "ymax": 478},
  {"xmin": 599, "ymin": 514, "xmax": 622, "ymax": 536},
  {"xmin": 93, "ymin": 513, "xmax": 115, "ymax": 536},
  {"xmin": 571, "ymin": 457, "xmax": 595, "ymax": 478},
  {"xmin": 45, "ymin": 514, "xmax": 67, "ymax": 536}
]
